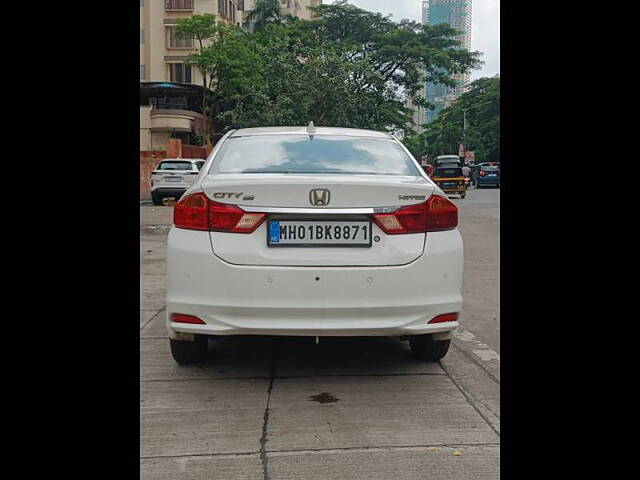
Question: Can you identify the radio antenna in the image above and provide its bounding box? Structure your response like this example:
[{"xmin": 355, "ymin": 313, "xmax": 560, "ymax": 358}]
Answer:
[{"xmin": 306, "ymin": 121, "xmax": 316, "ymax": 140}]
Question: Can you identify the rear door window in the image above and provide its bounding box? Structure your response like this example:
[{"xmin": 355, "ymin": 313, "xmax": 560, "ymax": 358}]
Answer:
[
  {"xmin": 212, "ymin": 135, "xmax": 421, "ymax": 176},
  {"xmin": 157, "ymin": 161, "xmax": 192, "ymax": 171},
  {"xmin": 436, "ymin": 168, "xmax": 463, "ymax": 177}
]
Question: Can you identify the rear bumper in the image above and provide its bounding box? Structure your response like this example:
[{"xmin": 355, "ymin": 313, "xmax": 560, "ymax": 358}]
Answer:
[
  {"xmin": 151, "ymin": 187, "xmax": 187, "ymax": 198},
  {"xmin": 476, "ymin": 178, "xmax": 500, "ymax": 186},
  {"xmin": 166, "ymin": 228, "xmax": 463, "ymax": 338}
]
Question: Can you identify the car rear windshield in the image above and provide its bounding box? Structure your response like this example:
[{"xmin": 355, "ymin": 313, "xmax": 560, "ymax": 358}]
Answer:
[
  {"xmin": 435, "ymin": 167, "xmax": 463, "ymax": 177},
  {"xmin": 211, "ymin": 135, "xmax": 421, "ymax": 176},
  {"xmin": 195, "ymin": 161, "xmax": 205, "ymax": 170},
  {"xmin": 157, "ymin": 161, "xmax": 193, "ymax": 171}
]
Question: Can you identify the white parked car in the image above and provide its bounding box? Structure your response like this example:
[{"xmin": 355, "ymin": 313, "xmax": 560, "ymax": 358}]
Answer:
[
  {"xmin": 150, "ymin": 158, "xmax": 206, "ymax": 205},
  {"xmin": 166, "ymin": 126, "xmax": 463, "ymax": 364}
]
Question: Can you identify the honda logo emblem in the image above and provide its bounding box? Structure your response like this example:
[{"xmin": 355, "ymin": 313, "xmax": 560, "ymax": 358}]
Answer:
[{"xmin": 309, "ymin": 189, "xmax": 331, "ymax": 206}]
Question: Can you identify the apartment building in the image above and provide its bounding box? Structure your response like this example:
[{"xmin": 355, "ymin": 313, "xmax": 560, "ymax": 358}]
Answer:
[
  {"xmin": 139, "ymin": 0, "xmax": 321, "ymax": 150},
  {"xmin": 140, "ymin": 0, "xmax": 243, "ymax": 84},
  {"xmin": 140, "ymin": 0, "xmax": 242, "ymax": 150}
]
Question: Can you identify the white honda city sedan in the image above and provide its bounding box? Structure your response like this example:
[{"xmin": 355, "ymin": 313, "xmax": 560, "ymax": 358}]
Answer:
[{"xmin": 166, "ymin": 126, "xmax": 463, "ymax": 364}]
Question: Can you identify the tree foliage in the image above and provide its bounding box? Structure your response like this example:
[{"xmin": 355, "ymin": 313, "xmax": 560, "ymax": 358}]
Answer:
[
  {"xmin": 244, "ymin": 0, "xmax": 288, "ymax": 32},
  {"xmin": 175, "ymin": 1, "xmax": 482, "ymax": 141},
  {"xmin": 403, "ymin": 77, "xmax": 500, "ymax": 163}
]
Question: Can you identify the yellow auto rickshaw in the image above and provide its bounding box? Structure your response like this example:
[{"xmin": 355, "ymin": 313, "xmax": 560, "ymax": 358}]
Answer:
[{"xmin": 431, "ymin": 165, "xmax": 467, "ymax": 199}]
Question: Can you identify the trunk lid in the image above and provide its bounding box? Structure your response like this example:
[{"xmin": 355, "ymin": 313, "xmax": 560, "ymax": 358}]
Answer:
[{"xmin": 202, "ymin": 174, "xmax": 435, "ymax": 267}]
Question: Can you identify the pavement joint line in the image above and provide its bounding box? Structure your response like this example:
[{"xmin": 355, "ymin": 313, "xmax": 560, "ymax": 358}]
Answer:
[
  {"xmin": 140, "ymin": 451, "xmax": 261, "ymax": 460},
  {"xmin": 451, "ymin": 340, "xmax": 500, "ymax": 383},
  {"xmin": 139, "ymin": 442, "xmax": 501, "ymax": 461},
  {"xmin": 439, "ymin": 360, "xmax": 500, "ymax": 438},
  {"xmin": 140, "ymin": 308, "xmax": 165, "ymax": 332},
  {"xmin": 141, "ymin": 376, "xmax": 272, "ymax": 383},
  {"xmin": 139, "ymin": 372, "xmax": 448, "ymax": 383},
  {"xmin": 265, "ymin": 443, "xmax": 502, "ymax": 457},
  {"xmin": 259, "ymin": 346, "xmax": 277, "ymax": 480}
]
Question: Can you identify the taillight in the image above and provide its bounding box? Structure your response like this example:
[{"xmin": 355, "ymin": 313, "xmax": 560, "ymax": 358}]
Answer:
[
  {"xmin": 171, "ymin": 313, "xmax": 205, "ymax": 324},
  {"xmin": 479, "ymin": 171, "xmax": 486, "ymax": 177},
  {"xmin": 208, "ymin": 201, "xmax": 266, "ymax": 233},
  {"xmin": 174, "ymin": 193, "xmax": 266, "ymax": 233},
  {"xmin": 428, "ymin": 312, "xmax": 459, "ymax": 324},
  {"xmin": 174, "ymin": 192, "xmax": 209, "ymax": 231},
  {"xmin": 372, "ymin": 195, "xmax": 457, "ymax": 234}
]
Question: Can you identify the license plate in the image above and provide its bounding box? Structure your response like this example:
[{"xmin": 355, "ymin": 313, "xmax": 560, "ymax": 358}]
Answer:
[
  {"xmin": 164, "ymin": 177, "xmax": 181, "ymax": 182},
  {"xmin": 267, "ymin": 220, "xmax": 372, "ymax": 247}
]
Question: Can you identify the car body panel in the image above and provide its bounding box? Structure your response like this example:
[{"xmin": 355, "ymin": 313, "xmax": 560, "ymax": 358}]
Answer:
[
  {"xmin": 166, "ymin": 127, "xmax": 462, "ymax": 338},
  {"xmin": 167, "ymin": 228, "xmax": 462, "ymax": 337}
]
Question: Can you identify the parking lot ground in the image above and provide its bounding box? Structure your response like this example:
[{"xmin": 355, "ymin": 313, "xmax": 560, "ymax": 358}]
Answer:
[{"xmin": 140, "ymin": 187, "xmax": 500, "ymax": 479}]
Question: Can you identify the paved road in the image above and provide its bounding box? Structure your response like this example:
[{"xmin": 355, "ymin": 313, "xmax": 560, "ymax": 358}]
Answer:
[{"xmin": 140, "ymin": 187, "xmax": 500, "ymax": 479}]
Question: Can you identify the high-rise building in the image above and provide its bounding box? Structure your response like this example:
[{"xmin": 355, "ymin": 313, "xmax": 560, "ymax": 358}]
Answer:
[{"xmin": 424, "ymin": 0, "xmax": 472, "ymax": 123}]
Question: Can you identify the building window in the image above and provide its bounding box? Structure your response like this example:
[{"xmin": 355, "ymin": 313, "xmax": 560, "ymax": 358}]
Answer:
[
  {"xmin": 229, "ymin": 1, "xmax": 236, "ymax": 23},
  {"xmin": 140, "ymin": 29, "xmax": 145, "ymax": 43},
  {"xmin": 169, "ymin": 64, "xmax": 192, "ymax": 84},
  {"xmin": 165, "ymin": 0, "xmax": 193, "ymax": 10},
  {"xmin": 140, "ymin": 65, "xmax": 146, "ymax": 79},
  {"xmin": 168, "ymin": 27, "xmax": 193, "ymax": 48}
]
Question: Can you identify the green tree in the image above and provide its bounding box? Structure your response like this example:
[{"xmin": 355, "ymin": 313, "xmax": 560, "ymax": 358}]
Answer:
[
  {"xmin": 175, "ymin": 14, "xmax": 219, "ymax": 144},
  {"xmin": 230, "ymin": 1, "xmax": 481, "ymax": 132},
  {"xmin": 244, "ymin": 0, "xmax": 287, "ymax": 32},
  {"xmin": 404, "ymin": 77, "xmax": 500, "ymax": 163},
  {"xmin": 175, "ymin": 2, "xmax": 483, "ymax": 140},
  {"xmin": 176, "ymin": 17, "xmax": 265, "ymax": 141}
]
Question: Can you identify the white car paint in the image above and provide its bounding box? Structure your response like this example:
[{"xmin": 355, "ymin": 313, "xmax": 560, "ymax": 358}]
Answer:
[{"xmin": 166, "ymin": 127, "xmax": 462, "ymax": 341}]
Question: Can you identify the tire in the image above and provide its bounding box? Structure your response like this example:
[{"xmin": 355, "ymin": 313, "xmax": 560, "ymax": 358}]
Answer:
[
  {"xmin": 460, "ymin": 192, "xmax": 466, "ymax": 198},
  {"xmin": 170, "ymin": 336, "xmax": 208, "ymax": 365},
  {"xmin": 409, "ymin": 335, "xmax": 451, "ymax": 361},
  {"xmin": 151, "ymin": 194, "xmax": 163, "ymax": 206}
]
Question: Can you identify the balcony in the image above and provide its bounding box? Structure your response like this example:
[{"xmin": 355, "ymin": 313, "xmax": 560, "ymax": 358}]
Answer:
[
  {"xmin": 149, "ymin": 108, "xmax": 201, "ymax": 133},
  {"xmin": 165, "ymin": 0, "xmax": 193, "ymax": 11}
]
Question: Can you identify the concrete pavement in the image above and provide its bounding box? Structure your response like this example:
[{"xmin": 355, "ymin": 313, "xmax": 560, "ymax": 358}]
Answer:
[{"xmin": 140, "ymin": 186, "xmax": 500, "ymax": 479}]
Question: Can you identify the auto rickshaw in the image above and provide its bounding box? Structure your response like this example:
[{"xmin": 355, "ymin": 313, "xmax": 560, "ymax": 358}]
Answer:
[
  {"xmin": 434, "ymin": 155, "xmax": 462, "ymax": 169},
  {"xmin": 431, "ymin": 164, "xmax": 467, "ymax": 199}
]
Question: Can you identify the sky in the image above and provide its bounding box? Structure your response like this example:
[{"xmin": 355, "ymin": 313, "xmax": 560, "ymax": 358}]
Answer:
[{"xmin": 326, "ymin": 0, "xmax": 500, "ymax": 80}]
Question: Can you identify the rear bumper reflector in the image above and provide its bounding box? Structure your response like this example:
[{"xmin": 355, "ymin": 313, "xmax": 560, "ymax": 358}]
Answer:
[
  {"xmin": 428, "ymin": 312, "xmax": 459, "ymax": 324},
  {"xmin": 171, "ymin": 313, "xmax": 206, "ymax": 325}
]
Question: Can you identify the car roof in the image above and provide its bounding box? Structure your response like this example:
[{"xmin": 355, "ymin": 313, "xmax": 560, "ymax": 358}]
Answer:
[
  {"xmin": 229, "ymin": 126, "xmax": 393, "ymax": 138},
  {"xmin": 160, "ymin": 158, "xmax": 205, "ymax": 162}
]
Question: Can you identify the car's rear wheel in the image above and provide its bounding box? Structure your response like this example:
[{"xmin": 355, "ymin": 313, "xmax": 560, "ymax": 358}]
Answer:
[
  {"xmin": 170, "ymin": 336, "xmax": 208, "ymax": 364},
  {"xmin": 409, "ymin": 335, "xmax": 451, "ymax": 361}
]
